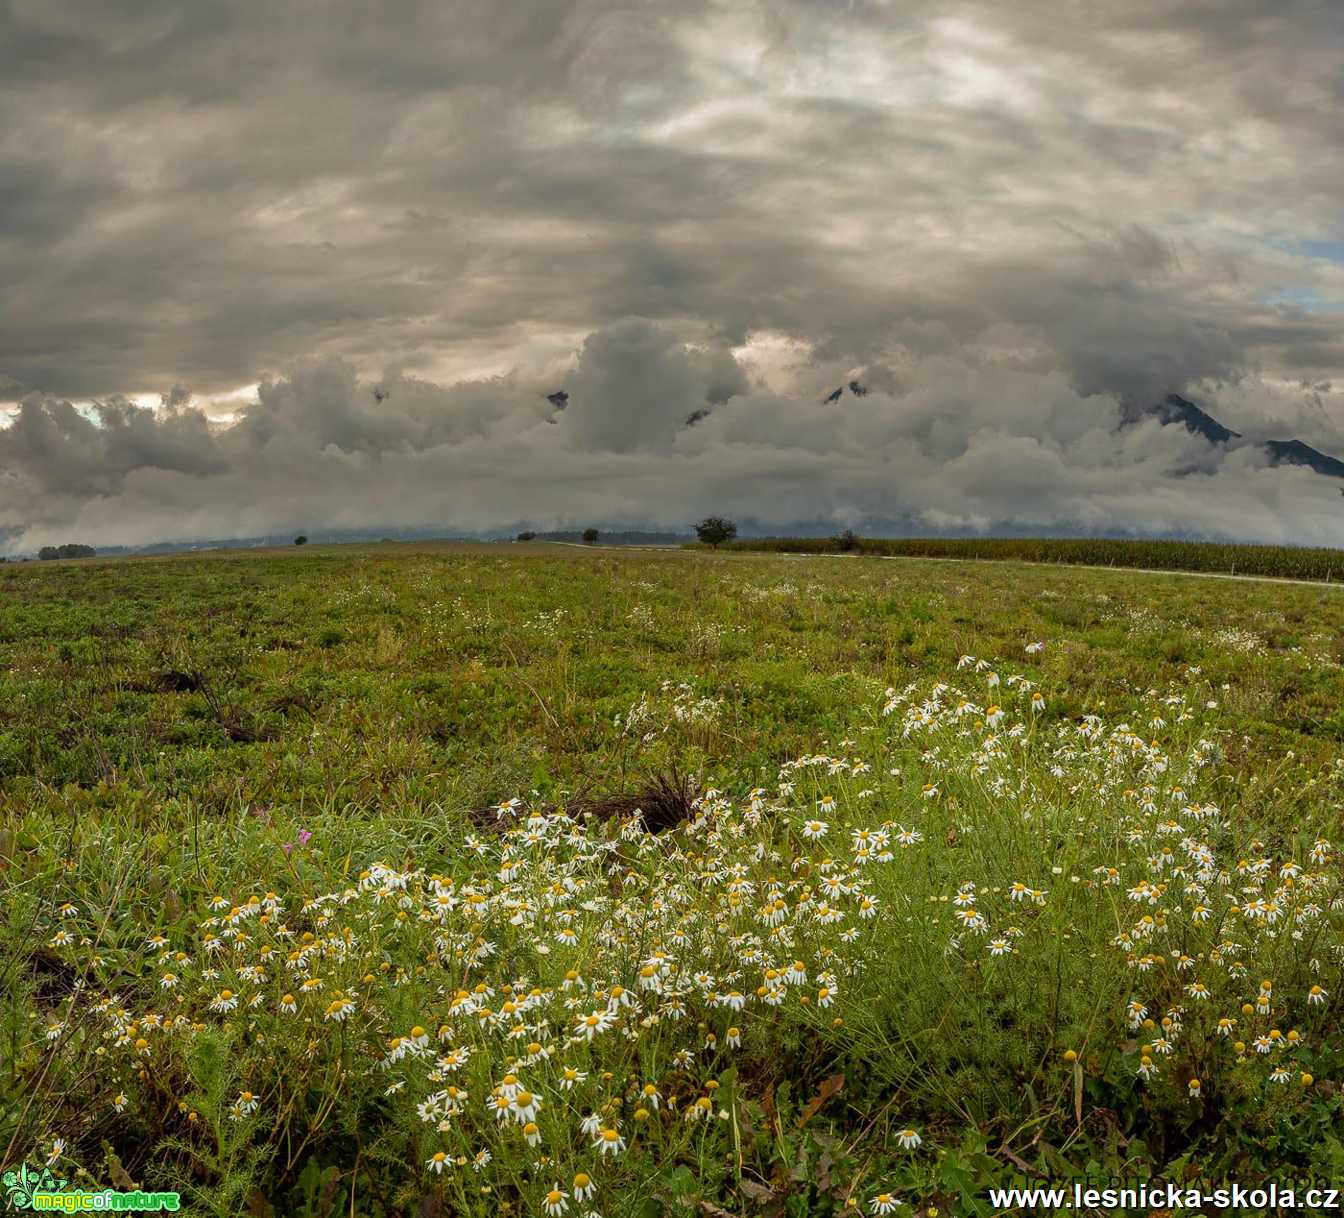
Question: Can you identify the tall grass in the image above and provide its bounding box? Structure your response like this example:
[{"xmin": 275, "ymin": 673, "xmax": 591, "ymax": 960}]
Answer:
[
  {"xmin": 5, "ymin": 546, "xmax": 1344, "ymax": 1213},
  {"xmin": 5, "ymin": 658, "xmax": 1342, "ymax": 1214}
]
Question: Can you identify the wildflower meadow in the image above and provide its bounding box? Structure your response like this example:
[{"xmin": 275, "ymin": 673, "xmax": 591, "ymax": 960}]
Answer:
[{"xmin": 3, "ymin": 542, "xmax": 1344, "ymax": 1215}]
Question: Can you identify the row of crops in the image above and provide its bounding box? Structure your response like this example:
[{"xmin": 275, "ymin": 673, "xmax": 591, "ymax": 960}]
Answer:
[{"xmin": 707, "ymin": 535, "xmax": 1344, "ymax": 581}]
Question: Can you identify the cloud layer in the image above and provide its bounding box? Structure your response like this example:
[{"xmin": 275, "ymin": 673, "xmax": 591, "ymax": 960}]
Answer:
[
  {"xmin": 1, "ymin": 0, "xmax": 1342, "ymax": 547},
  {"xmin": 4, "ymin": 325, "xmax": 1343, "ymax": 552}
]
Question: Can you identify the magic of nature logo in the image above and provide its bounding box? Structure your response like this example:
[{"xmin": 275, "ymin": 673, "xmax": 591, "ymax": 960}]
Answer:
[{"xmin": 3, "ymin": 1162, "xmax": 181, "ymax": 1211}]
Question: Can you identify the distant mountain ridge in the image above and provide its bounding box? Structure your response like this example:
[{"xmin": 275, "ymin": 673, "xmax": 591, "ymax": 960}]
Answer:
[
  {"xmin": 1262, "ymin": 438, "xmax": 1344, "ymax": 478},
  {"xmin": 1141, "ymin": 393, "xmax": 1344, "ymax": 478},
  {"xmin": 1150, "ymin": 394, "xmax": 1241, "ymax": 444}
]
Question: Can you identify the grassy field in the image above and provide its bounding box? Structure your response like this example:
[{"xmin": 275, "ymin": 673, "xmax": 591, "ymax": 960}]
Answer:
[{"xmin": 3, "ymin": 541, "xmax": 1343, "ymax": 1215}]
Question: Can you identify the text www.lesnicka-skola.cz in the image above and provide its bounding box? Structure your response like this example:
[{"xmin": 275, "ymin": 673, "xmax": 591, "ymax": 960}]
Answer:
[{"xmin": 986, "ymin": 1180, "xmax": 1343, "ymax": 1211}]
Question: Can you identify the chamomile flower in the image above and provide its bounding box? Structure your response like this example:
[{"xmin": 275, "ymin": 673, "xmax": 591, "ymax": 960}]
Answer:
[
  {"xmin": 511, "ymin": 1090, "xmax": 541, "ymax": 1123},
  {"xmin": 579, "ymin": 1009, "xmax": 615, "ymax": 1040},
  {"xmin": 595, "ymin": 1127, "xmax": 626, "ymax": 1156},
  {"xmin": 324, "ymin": 995, "xmax": 356, "ymax": 1021}
]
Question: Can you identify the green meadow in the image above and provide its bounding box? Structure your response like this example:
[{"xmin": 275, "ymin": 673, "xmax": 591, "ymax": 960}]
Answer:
[{"xmin": 3, "ymin": 542, "xmax": 1343, "ymax": 1216}]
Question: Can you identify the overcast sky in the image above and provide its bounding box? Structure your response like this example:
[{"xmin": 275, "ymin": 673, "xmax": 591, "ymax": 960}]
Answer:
[{"xmin": 2, "ymin": 0, "xmax": 1343, "ymax": 551}]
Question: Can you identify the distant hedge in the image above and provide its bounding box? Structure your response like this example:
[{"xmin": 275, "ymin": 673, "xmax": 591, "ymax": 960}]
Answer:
[
  {"xmin": 693, "ymin": 536, "xmax": 1344, "ymax": 582},
  {"xmin": 37, "ymin": 543, "xmax": 96, "ymax": 560}
]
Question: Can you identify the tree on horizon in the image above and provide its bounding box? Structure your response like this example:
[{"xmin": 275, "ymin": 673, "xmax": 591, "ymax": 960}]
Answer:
[{"xmin": 695, "ymin": 517, "xmax": 737, "ymax": 548}]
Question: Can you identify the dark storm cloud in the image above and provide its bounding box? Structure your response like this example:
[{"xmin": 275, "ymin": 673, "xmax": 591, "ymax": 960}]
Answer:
[{"xmin": 1, "ymin": 0, "xmax": 1342, "ymax": 546}]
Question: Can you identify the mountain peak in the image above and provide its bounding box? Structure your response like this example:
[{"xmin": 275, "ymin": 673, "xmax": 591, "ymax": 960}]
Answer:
[
  {"xmin": 1139, "ymin": 393, "xmax": 1344, "ymax": 480},
  {"xmin": 1263, "ymin": 438, "xmax": 1344, "ymax": 478},
  {"xmin": 1151, "ymin": 394, "xmax": 1241, "ymax": 444}
]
